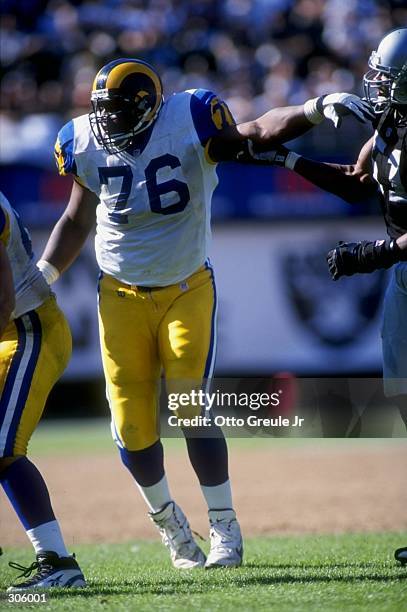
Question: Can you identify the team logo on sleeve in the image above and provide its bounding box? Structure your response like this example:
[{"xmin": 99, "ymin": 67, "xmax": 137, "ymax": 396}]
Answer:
[
  {"xmin": 210, "ymin": 97, "xmax": 235, "ymax": 130},
  {"xmin": 54, "ymin": 139, "xmax": 66, "ymax": 176}
]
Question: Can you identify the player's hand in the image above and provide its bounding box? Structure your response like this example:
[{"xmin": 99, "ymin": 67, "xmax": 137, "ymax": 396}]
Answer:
[
  {"xmin": 327, "ymin": 242, "xmax": 359, "ymax": 280},
  {"xmin": 319, "ymin": 94, "xmax": 375, "ymax": 128},
  {"xmin": 327, "ymin": 239, "xmax": 406, "ymax": 280}
]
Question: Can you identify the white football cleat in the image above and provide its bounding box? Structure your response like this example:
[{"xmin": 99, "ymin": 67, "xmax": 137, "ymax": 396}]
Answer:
[
  {"xmin": 7, "ymin": 551, "xmax": 86, "ymax": 591},
  {"xmin": 149, "ymin": 501, "xmax": 206, "ymax": 569},
  {"xmin": 205, "ymin": 509, "xmax": 243, "ymax": 568}
]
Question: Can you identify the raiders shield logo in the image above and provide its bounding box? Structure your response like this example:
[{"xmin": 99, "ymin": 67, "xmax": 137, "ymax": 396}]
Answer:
[{"xmin": 282, "ymin": 248, "xmax": 387, "ymax": 346}]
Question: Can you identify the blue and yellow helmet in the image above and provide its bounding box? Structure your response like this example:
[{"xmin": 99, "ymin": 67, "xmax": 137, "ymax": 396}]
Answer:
[{"xmin": 89, "ymin": 58, "xmax": 163, "ymax": 153}]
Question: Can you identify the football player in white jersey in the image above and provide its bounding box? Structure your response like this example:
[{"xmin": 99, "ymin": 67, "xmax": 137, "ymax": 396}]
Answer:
[
  {"xmin": 38, "ymin": 58, "xmax": 371, "ymax": 569},
  {"xmin": 0, "ymin": 192, "xmax": 86, "ymax": 590},
  {"xmin": 240, "ymin": 27, "xmax": 407, "ymax": 565}
]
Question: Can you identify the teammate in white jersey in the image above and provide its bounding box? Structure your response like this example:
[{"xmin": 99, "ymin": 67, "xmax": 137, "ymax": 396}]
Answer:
[
  {"xmin": 0, "ymin": 192, "xmax": 85, "ymax": 590},
  {"xmin": 38, "ymin": 58, "xmax": 370, "ymax": 569}
]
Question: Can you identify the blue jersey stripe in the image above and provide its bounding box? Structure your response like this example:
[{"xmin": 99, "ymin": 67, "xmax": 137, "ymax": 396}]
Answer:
[
  {"xmin": 190, "ymin": 89, "xmax": 219, "ymax": 146},
  {"xmin": 4, "ymin": 311, "xmax": 42, "ymax": 456}
]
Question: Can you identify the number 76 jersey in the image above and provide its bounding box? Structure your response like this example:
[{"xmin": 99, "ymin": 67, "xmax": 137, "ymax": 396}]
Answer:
[{"xmin": 55, "ymin": 89, "xmax": 234, "ymax": 286}]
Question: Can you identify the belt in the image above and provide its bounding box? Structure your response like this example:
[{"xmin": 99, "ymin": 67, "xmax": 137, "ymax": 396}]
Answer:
[{"xmin": 130, "ymin": 284, "xmax": 164, "ymax": 292}]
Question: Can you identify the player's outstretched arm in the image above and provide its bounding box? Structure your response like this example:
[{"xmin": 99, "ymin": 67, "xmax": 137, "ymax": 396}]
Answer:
[
  {"xmin": 293, "ymin": 136, "xmax": 377, "ymax": 203},
  {"xmin": 238, "ymin": 105, "xmax": 314, "ymax": 147},
  {"xmin": 240, "ymin": 136, "xmax": 377, "ymax": 204},
  {"xmin": 208, "ymin": 93, "xmax": 374, "ymax": 162},
  {"xmin": 38, "ymin": 181, "xmax": 98, "ymax": 284},
  {"xmin": 237, "ymin": 94, "xmax": 374, "ymax": 144},
  {"xmin": 209, "ymin": 105, "xmax": 313, "ymax": 161},
  {"xmin": 0, "ymin": 242, "xmax": 15, "ymax": 337}
]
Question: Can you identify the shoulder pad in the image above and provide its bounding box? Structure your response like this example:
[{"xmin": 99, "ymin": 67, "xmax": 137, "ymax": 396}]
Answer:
[
  {"xmin": 187, "ymin": 88, "xmax": 235, "ymax": 146},
  {"xmin": 54, "ymin": 120, "xmax": 78, "ymax": 176}
]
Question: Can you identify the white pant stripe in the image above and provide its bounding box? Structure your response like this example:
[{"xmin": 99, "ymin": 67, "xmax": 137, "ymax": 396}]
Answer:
[{"xmin": 0, "ymin": 315, "xmax": 35, "ymax": 455}]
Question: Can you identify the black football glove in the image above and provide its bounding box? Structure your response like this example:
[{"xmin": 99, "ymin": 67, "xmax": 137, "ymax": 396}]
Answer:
[{"xmin": 327, "ymin": 239, "xmax": 406, "ymax": 280}]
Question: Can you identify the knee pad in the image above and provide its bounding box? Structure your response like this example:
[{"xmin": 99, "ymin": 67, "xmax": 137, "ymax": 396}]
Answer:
[{"xmin": 119, "ymin": 441, "xmax": 164, "ymax": 486}]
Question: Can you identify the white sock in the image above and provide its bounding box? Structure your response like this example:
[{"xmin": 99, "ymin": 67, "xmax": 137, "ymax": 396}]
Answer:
[
  {"xmin": 136, "ymin": 474, "xmax": 172, "ymax": 513},
  {"xmin": 26, "ymin": 520, "xmax": 69, "ymax": 557},
  {"xmin": 201, "ymin": 480, "xmax": 233, "ymax": 511}
]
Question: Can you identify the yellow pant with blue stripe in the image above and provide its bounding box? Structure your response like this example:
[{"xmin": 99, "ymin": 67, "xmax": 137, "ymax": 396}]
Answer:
[
  {"xmin": 98, "ymin": 264, "xmax": 217, "ymax": 451},
  {"xmin": 0, "ymin": 296, "xmax": 71, "ymax": 457}
]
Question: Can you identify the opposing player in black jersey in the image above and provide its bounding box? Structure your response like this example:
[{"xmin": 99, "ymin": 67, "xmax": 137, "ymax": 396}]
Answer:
[{"xmin": 237, "ymin": 26, "xmax": 407, "ymax": 565}]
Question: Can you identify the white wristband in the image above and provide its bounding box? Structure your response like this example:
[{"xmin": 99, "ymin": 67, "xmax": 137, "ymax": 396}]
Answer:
[
  {"xmin": 285, "ymin": 151, "xmax": 301, "ymax": 170},
  {"xmin": 303, "ymin": 97, "xmax": 324, "ymax": 124},
  {"xmin": 37, "ymin": 260, "xmax": 60, "ymax": 285}
]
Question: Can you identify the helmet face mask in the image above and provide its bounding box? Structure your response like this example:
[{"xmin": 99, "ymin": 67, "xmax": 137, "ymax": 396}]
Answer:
[
  {"xmin": 89, "ymin": 59, "xmax": 163, "ymax": 154},
  {"xmin": 90, "ymin": 92, "xmax": 152, "ymax": 153},
  {"xmin": 364, "ymin": 58, "xmax": 407, "ymax": 112},
  {"xmin": 363, "ymin": 28, "xmax": 407, "ymax": 115}
]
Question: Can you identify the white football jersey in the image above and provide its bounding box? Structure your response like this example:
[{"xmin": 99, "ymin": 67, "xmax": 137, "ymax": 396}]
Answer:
[
  {"xmin": 0, "ymin": 192, "xmax": 50, "ymax": 319},
  {"xmin": 55, "ymin": 89, "xmax": 234, "ymax": 286}
]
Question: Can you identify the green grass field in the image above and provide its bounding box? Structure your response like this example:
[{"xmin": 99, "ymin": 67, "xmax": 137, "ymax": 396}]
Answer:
[
  {"xmin": 28, "ymin": 419, "xmax": 406, "ymax": 456},
  {"xmin": 1, "ymin": 534, "xmax": 406, "ymax": 611},
  {"xmin": 3, "ymin": 421, "xmax": 406, "ymax": 610}
]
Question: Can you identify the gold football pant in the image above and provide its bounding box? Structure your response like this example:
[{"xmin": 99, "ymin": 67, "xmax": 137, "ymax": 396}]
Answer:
[
  {"xmin": 98, "ymin": 263, "xmax": 217, "ymax": 451},
  {"xmin": 0, "ymin": 296, "xmax": 72, "ymax": 457}
]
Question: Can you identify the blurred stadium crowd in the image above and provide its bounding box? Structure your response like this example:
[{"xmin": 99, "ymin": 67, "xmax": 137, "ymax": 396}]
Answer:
[
  {"xmin": 1, "ymin": 0, "xmax": 406, "ymax": 122},
  {"xmin": 2, "ymin": 0, "xmax": 405, "ymax": 211},
  {"xmin": 1, "ymin": 1, "xmax": 397, "ymax": 381}
]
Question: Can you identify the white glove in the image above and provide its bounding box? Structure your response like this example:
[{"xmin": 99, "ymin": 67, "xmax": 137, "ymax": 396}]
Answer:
[
  {"xmin": 322, "ymin": 93, "xmax": 375, "ymax": 127},
  {"xmin": 304, "ymin": 93, "xmax": 375, "ymax": 128},
  {"xmin": 237, "ymin": 140, "xmax": 300, "ymax": 170}
]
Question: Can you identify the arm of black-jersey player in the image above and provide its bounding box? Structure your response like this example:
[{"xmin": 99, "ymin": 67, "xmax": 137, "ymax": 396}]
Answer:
[{"xmin": 327, "ymin": 232, "xmax": 407, "ymax": 280}]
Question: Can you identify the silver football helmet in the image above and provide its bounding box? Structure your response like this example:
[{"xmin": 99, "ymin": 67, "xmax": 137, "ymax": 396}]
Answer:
[{"xmin": 363, "ymin": 27, "xmax": 407, "ymax": 113}]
